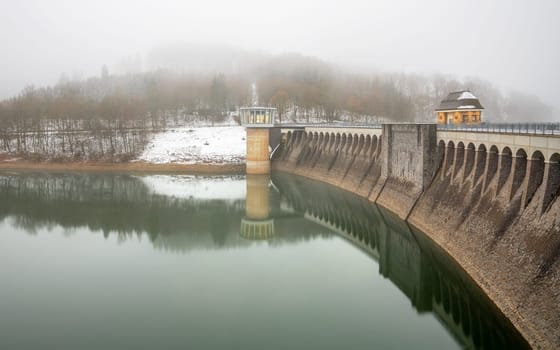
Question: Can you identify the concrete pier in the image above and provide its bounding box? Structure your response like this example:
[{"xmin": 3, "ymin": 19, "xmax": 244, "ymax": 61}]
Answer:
[{"xmin": 246, "ymin": 128, "xmax": 271, "ymax": 175}]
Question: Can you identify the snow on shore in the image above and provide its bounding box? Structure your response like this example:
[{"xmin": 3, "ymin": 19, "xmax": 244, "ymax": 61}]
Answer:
[{"xmin": 137, "ymin": 126, "xmax": 246, "ymax": 164}]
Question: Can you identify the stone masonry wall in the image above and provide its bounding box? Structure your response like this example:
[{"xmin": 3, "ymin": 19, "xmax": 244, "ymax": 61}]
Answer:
[{"xmin": 376, "ymin": 124, "xmax": 437, "ymax": 219}]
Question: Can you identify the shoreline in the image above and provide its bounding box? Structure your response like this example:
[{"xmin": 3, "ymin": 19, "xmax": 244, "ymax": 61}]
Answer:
[{"xmin": 0, "ymin": 159, "xmax": 246, "ymax": 174}]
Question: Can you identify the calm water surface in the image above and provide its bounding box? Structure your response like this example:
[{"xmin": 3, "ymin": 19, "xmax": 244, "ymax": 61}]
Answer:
[{"xmin": 0, "ymin": 172, "xmax": 528, "ymax": 349}]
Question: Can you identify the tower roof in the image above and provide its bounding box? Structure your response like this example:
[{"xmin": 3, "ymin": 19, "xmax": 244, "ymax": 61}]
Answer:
[{"xmin": 436, "ymin": 90, "xmax": 484, "ymax": 111}]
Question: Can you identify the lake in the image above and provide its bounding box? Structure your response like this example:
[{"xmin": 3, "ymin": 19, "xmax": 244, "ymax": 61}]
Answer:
[{"xmin": 0, "ymin": 172, "xmax": 528, "ymax": 349}]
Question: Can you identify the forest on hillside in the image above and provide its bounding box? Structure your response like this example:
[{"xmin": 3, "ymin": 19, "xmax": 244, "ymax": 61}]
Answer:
[{"xmin": 0, "ymin": 47, "xmax": 555, "ymax": 160}]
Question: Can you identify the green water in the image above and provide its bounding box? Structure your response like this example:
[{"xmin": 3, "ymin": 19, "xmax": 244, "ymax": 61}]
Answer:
[{"xmin": 0, "ymin": 172, "xmax": 528, "ymax": 350}]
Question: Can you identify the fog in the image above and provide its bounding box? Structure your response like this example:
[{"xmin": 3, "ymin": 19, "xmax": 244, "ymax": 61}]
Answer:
[{"xmin": 1, "ymin": 0, "xmax": 559, "ymax": 114}]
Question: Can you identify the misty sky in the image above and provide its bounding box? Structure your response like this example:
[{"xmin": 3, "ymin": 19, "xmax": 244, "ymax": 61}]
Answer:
[{"xmin": 1, "ymin": 0, "xmax": 559, "ymax": 110}]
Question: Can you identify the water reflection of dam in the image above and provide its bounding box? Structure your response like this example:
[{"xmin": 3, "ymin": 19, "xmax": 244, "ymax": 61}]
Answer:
[
  {"xmin": 0, "ymin": 172, "xmax": 528, "ymax": 349},
  {"xmin": 272, "ymin": 173, "xmax": 528, "ymax": 350}
]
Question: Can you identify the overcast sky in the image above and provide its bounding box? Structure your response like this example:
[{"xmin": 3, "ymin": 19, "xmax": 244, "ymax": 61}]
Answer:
[{"xmin": 1, "ymin": 0, "xmax": 559, "ymax": 110}]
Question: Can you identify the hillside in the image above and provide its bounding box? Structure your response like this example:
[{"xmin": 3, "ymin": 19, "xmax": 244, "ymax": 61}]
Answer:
[{"xmin": 0, "ymin": 47, "xmax": 556, "ymax": 162}]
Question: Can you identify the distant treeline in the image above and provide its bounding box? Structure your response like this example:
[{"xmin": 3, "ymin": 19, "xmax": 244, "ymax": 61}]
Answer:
[{"xmin": 0, "ymin": 51, "xmax": 554, "ymax": 160}]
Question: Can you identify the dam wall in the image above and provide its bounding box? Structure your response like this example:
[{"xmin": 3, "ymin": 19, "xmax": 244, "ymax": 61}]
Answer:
[
  {"xmin": 271, "ymin": 125, "xmax": 560, "ymax": 349},
  {"xmin": 273, "ymin": 172, "xmax": 529, "ymax": 349}
]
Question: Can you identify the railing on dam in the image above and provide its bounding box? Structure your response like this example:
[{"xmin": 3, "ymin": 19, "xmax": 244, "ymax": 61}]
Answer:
[
  {"xmin": 275, "ymin": 121, "xmax": 560, "ymax": 135},
  {"xmin": 432, "ymin": 123, "xmax": 559, "ymax": 135},
  {"xmin": 276, "ymin": 122, "xmax": 382, "ymax": 129}
]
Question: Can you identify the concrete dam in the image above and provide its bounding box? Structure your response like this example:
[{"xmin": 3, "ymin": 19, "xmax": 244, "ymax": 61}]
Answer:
[{"xmin": 271, "ymin": 124, "xmax": 560, "ymax": 350}]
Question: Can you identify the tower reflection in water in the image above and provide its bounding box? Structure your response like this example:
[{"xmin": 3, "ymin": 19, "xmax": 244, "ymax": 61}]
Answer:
[{"xmin": 240, "ymin": 175, "xmax": 274, "ymax": 240}]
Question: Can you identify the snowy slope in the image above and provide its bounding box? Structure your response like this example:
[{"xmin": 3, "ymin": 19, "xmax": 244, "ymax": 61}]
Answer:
[{"xmin": 137, "ymin": 126, "xmax": 246, "ymax": 164}]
